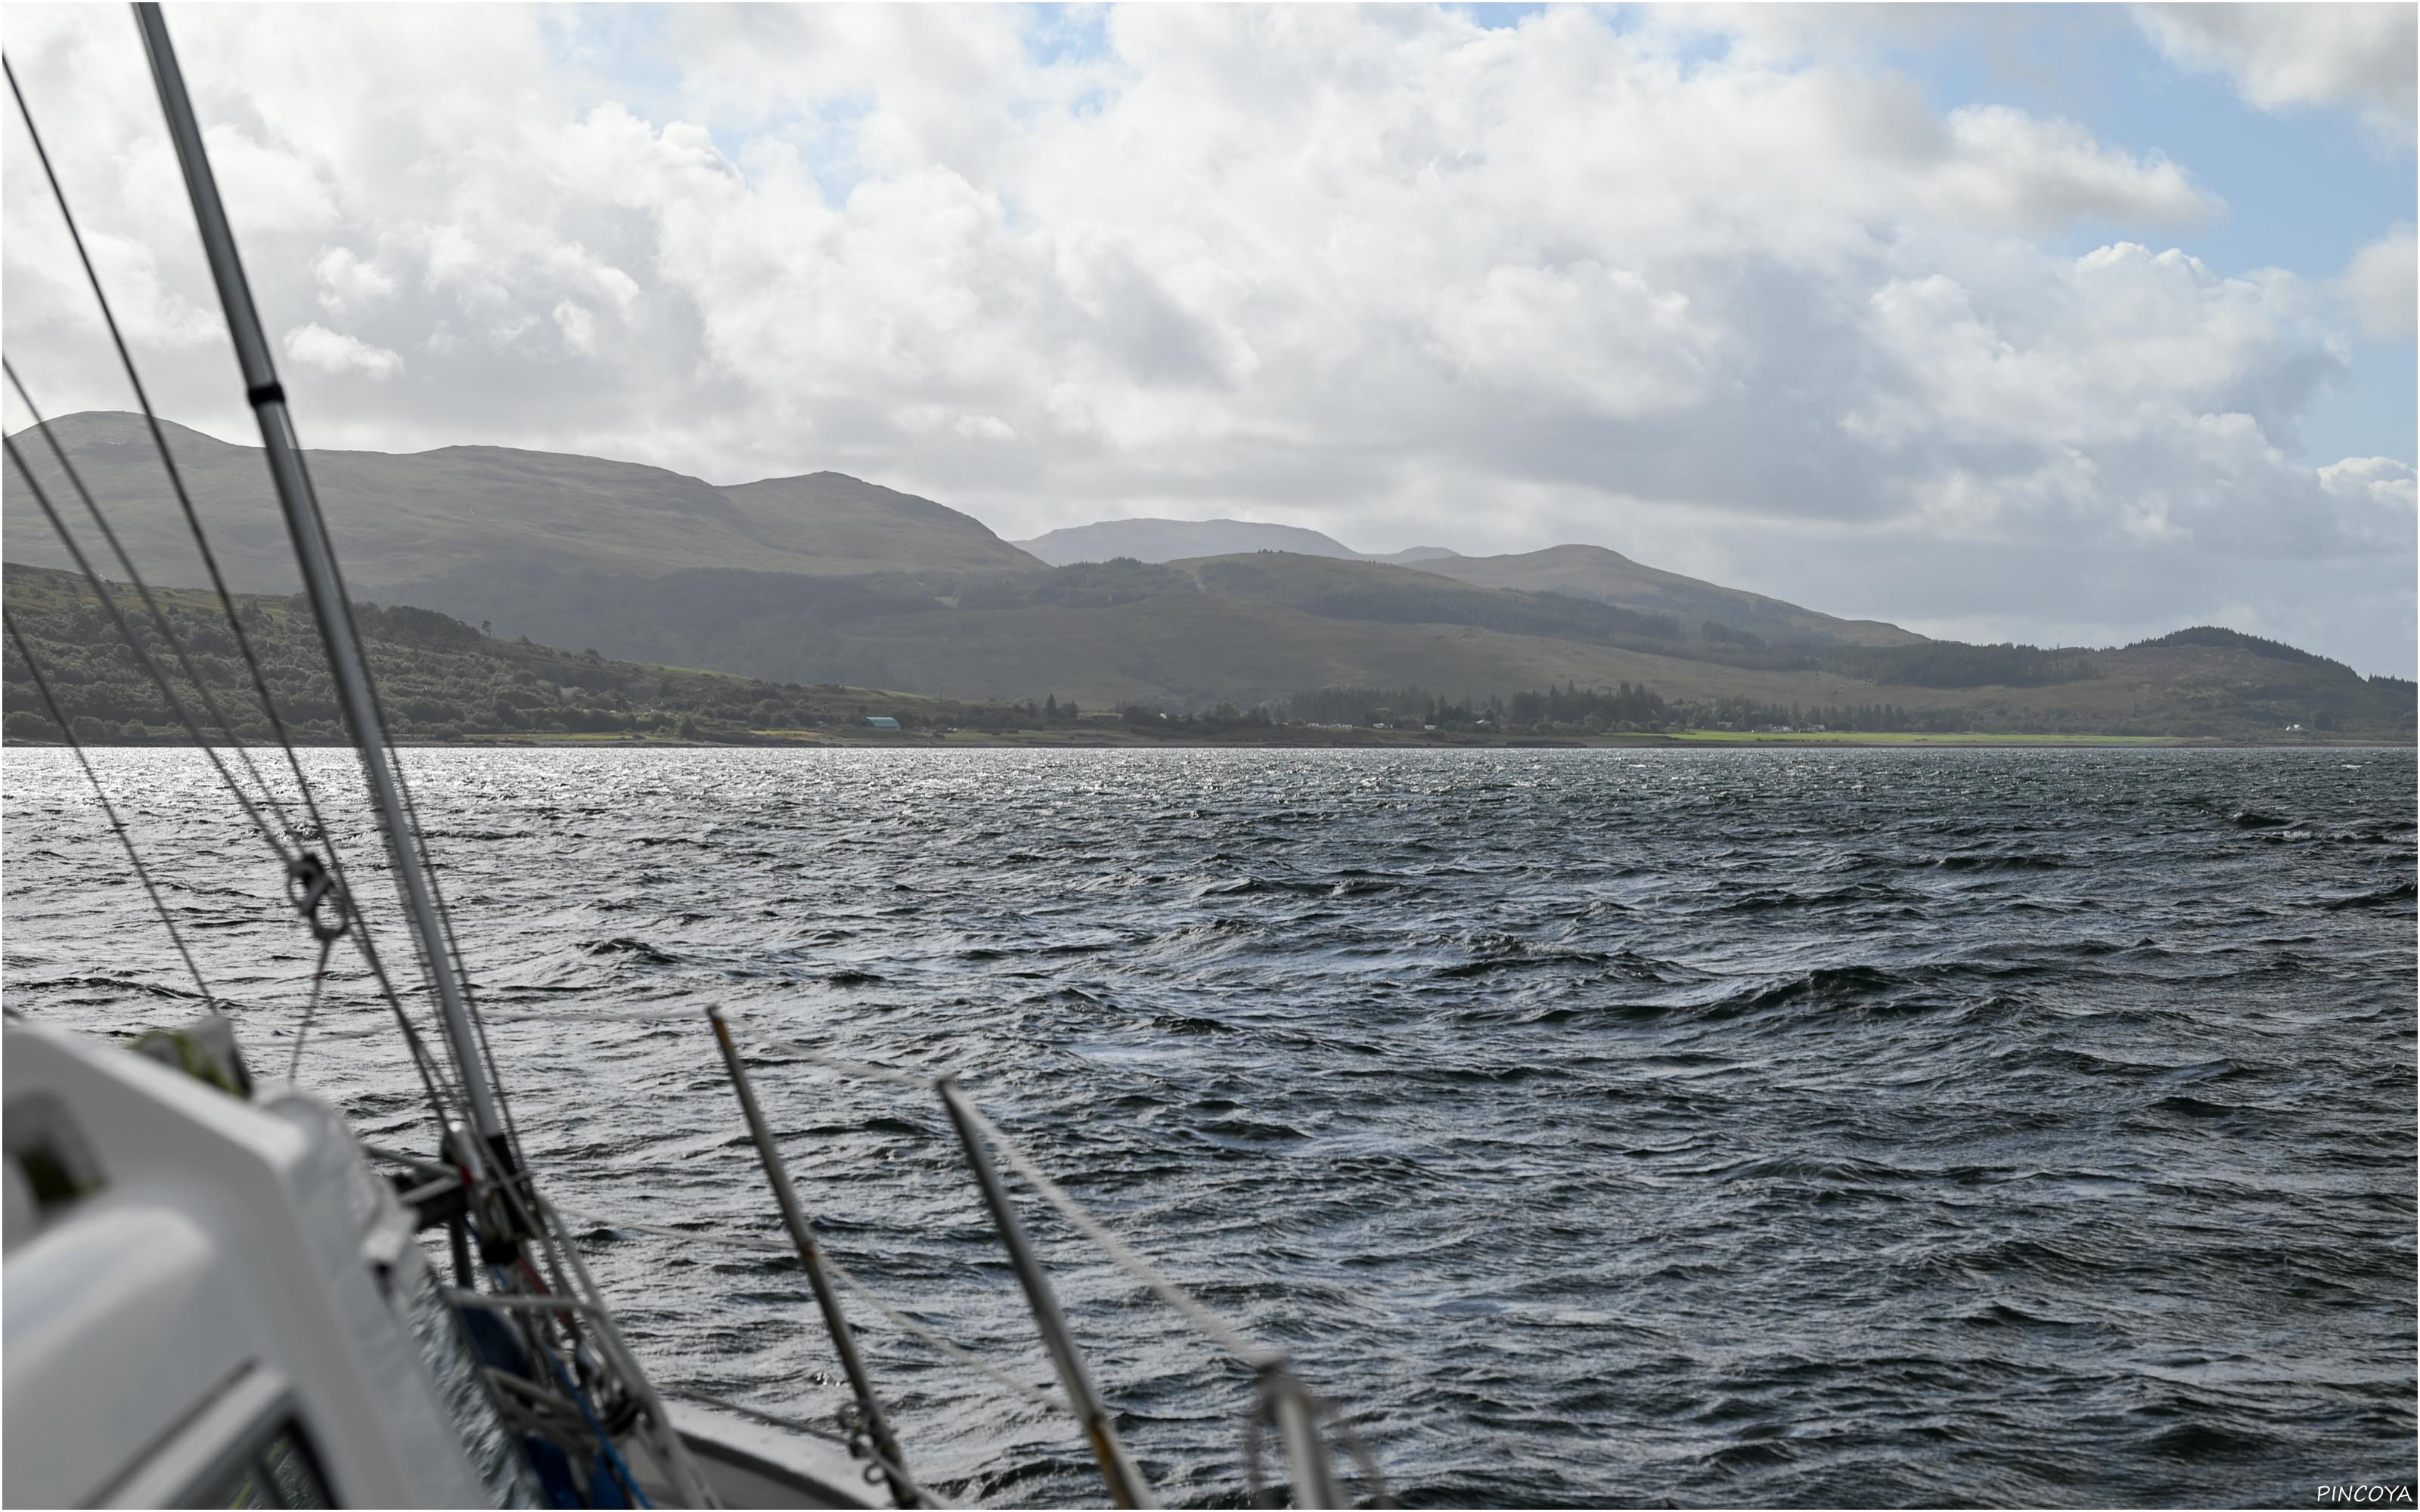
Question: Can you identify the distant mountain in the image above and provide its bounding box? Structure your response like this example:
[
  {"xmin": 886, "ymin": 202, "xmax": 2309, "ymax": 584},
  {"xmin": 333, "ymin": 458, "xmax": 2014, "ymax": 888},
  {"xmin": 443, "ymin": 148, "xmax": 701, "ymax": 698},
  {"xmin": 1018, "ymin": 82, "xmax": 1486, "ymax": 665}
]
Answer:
[
  {"xmin": 1013, "ymin": 520, "xmax": 1918, "ymax": 648},
  {"xmin": 312, "ymin": 550, "xmax": 2411, "ymax": 740},
  {"xmin": 1016, "ymin": 517, "xmax": 1364, "ymax": 565},
  {"xmin": 8, "ymin": 415, "xmax": 2403, "ymax": 739},
  {"xmin": 1, "ymin": 413, "xmax": 1041, "ymax": 593},
  {"xmin": 1406, "ymin": 545, "xmax": 1925, "ymax": 649},
  {"xmin": 20, "ymin": 556, "xmax": 2399, "ymax": 747},
  {"xmin": 0, "ymin": 562, "xmax": 1004, "ymax": 742}
]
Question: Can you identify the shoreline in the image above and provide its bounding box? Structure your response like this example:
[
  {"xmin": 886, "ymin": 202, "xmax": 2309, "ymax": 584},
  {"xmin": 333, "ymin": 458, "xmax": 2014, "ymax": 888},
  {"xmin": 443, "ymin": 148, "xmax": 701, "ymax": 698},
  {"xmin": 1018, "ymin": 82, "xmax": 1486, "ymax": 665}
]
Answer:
[{"xmin": 6, "ymin": 732, "xmax": 2408, "ymax": 751}]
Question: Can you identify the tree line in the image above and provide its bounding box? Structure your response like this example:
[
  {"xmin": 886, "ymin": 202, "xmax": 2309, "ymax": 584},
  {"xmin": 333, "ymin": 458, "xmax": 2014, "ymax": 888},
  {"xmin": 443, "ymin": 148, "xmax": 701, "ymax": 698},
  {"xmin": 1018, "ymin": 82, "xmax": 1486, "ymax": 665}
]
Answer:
[
  {"xmin": 1128, "ymin": 681, "xmax": 1948, "ymax": 735},
  {"xmin": 1818, "ymin": 640, "xmax": 2092, "ymax": 688},
  {"xmin": 0, "ymin": 566, "xmax": 997, "ymax": 743}
]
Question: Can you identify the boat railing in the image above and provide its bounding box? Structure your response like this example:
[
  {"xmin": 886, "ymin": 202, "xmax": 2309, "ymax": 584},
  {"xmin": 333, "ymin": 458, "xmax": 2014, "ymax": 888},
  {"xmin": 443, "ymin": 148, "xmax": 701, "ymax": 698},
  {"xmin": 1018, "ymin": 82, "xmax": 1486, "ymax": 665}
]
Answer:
[
  {"xmin": 8, "ymin": 9, "xmax": 1386, "ymax": 1505},
  {"xmin": 490, "ymin": 1005, "xmax": 1388, "ymax": 1509}
]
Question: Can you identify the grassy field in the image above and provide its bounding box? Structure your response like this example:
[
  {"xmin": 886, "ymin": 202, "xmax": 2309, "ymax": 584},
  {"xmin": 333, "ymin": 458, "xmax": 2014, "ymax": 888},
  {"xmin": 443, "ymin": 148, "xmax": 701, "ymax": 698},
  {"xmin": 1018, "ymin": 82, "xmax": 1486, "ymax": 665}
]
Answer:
[
  {"xmin": 428, "ymin": 725, "xmax": 2339, "ymax": 751},
  {"xmin": 1657, "ymin": 730, "xmax": 2188, "ymax": 746}
]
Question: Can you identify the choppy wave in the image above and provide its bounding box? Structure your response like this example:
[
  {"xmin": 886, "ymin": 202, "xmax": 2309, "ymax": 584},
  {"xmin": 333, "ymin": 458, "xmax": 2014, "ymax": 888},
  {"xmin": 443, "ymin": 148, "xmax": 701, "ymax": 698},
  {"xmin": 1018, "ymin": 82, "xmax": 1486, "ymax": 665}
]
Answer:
[{"xmin": 4, "ymin": 745, "xmax": 2413, "ymax": 1507}]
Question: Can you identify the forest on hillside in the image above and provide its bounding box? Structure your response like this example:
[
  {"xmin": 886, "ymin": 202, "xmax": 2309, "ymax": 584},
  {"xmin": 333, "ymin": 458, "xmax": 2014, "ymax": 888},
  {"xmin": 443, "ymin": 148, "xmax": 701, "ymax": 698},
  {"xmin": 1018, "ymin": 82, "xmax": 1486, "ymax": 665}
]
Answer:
[
  {"xmin": 382, "ymin": 554, "xmax": 2405, "ymax": 710},
  {"xmin": 0, "ymin": 569, "xmax": 1961, "ymax": 747},
  {"xmin": 1146, "ymin": 683, "xmax": 1979, "ymax": 736},
  {"xmin": 0, "ymin": 565, "xmax": 1001, "ymax": 743},
  {"xmin": 7, "ymin": 564, "xmax": 2410, "ymax": 745}
]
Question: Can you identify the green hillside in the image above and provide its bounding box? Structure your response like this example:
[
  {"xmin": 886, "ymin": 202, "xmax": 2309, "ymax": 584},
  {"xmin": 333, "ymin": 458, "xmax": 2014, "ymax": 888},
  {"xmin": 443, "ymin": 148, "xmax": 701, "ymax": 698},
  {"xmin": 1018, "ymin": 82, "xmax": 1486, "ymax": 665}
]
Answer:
[
  {"xmin": 1168, "ymin": 552, "xmax": 1698, "ymax": 644},
  {"xmin": 269, "ymin": 554, "xmax": 2415, "ymax": 740},
  {"xmin": 814, "ymin": 597, "xmax": 2413, "ymax": 738},
  {"xmin": 4, "ymin": 561, "xmax": 2409, "ymax": 743},
  {"xmin": 5, "ymin": 417, "xmax": 2407, "ymax": 742},
  {"xmin": 367, "ymin": 552, "xmax": 1892, "ymax": 692},
  {"xmin": 0, "ymin": 563, "xmax": 1002, "ymax": 745},
  {"xmin": 1407, "ymin": 544, "xmax": 1925, "ymax": 648},
  {"xmin": 2, "ymin": 413, "xmax": 1041, "ymax": 595}
]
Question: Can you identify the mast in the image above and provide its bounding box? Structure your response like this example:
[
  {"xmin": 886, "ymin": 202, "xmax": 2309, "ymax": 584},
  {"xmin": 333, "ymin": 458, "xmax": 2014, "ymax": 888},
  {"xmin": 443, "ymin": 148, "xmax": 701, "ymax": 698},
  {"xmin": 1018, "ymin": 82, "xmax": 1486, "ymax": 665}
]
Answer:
[{"xmin": 132, "ymin": 2, "xmax": 509, "ymax": 1153}]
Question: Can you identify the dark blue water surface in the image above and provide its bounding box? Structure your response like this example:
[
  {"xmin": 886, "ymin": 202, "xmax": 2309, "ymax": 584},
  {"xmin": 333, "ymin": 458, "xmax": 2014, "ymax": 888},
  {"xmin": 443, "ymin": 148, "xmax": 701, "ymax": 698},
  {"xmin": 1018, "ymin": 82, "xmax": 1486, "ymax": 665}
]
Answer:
[{"xmin": 5, "ymin": 746, "xmax": 2415, "ymax": 1507}]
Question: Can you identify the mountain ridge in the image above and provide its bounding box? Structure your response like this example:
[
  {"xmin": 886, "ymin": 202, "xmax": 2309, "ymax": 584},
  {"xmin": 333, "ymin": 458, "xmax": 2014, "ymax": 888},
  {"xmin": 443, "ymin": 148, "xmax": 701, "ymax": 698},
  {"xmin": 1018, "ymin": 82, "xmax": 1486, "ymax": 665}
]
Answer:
[
  {"xmin": 1404, "ymin": 544, "xmax": 1926, "ymax": 649},
  {"xmin": 2, "ymin": 412, "xmax": 1044, "ymax": 590},
  {"xmin": 5, "ymin": 414, "xmax": 2409, "ymax": 739},
  {"xmin": 1010, "ymin": 516, "xmax": 1922, "ymax": 648},
  {"xmin": 1016, "ymin": 516, "xmax": 1367, "ymax": 565},
  {"xmin": 7, "ymin": 414, "xmax": 1923, "ymax": 654}
]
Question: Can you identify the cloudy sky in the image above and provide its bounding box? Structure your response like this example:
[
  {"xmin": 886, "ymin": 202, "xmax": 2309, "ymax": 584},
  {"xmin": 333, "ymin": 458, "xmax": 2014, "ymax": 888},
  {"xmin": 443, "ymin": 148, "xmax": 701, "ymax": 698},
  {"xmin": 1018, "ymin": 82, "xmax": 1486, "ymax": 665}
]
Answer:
[{"xmin": 4, "ymin": 4, "xmax": 2414, "ymax": 672}]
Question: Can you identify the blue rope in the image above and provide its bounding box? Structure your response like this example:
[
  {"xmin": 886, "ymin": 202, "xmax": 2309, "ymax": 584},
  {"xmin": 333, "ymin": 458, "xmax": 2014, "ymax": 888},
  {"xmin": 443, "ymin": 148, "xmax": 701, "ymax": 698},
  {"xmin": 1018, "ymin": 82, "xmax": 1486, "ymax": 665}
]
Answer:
[
  {"xmin": 479, "ymin": 1256, "xmax": 654, "ymax": 1510},
  {"xmin": 547, "ymin": 1346, "xmax": 653, "ymax": 1510}
]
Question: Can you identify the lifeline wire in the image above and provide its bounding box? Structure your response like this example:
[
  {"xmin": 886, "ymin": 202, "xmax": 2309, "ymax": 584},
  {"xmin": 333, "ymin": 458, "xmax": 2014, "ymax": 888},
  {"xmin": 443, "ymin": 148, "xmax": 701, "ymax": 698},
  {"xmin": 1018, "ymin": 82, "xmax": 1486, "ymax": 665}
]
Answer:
[
  {"xmin": 7, "ymin": 45, "xmax": 505, "ymax": 1157},
  {"xmin": 2, "ymin": 608, "xmax": 214, "ymax": 1009},
  {"xmin": 5, "ymin": 365, "xmax": 298, "ymax": 844},
  {"xmin": 3, "ymin": 51, "xmax": 348, "ymax": 856},
  {"xmin": 2, "ymin": 433, "xmax": 295, "ymax": 868},
  {"xmin": 3, "ymin": 58, "xmax": 471, "ymax": 1138},
  {"xmin": 1, "ymin": 345, "xmax": 461, "ymax": 1129},
  {"xmin": 950, "ymin": 1098, "xmax": 1270, "ymax": 1366},
  {"xmin": 287, "ymin": 934, "xmax": 336, "ymax": 1081},
  {"xmin": 491, "ymin": 1009, "xmax": 1273, "ymax": 1365},
  {"xmin": 554, "ymin": 1205, "xmax": 1071, "ymax": 1418}
]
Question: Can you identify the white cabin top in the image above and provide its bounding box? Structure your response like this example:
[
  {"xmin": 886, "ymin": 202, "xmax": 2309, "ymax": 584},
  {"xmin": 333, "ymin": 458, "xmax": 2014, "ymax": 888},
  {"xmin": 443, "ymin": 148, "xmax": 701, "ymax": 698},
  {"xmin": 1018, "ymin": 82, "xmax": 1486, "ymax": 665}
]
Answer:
[{"xmin": 3, "ymin": 1018, "xmax": 501, "ymax": 1508}]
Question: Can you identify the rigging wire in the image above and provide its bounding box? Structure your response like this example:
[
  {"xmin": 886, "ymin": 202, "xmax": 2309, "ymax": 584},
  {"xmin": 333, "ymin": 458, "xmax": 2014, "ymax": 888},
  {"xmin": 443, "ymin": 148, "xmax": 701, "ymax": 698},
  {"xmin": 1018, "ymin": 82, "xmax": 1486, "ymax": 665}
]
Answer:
[
  {"xmin": 2, "ymin": 607, "xmax": 215, "ymax": 1010},
  {"xmin": 0, "ymin": 60, "xmax": 324, "ymax": 846},
  {"xmin": 1, "ymin": 54, "xmax": 340, "ymax": 860},
  {"xmin": 8, "ymin": 20, "xmax": 708, "ymax": 1502},
  {"xmin": 243, "ymin": 398, "xmax": 533, "ymax": 1191},
  {"xmin": 2, "ymin": 421, "xmax": 468, "ymax": 1127},
  {"xmin": 9, "ymin": 29, "xmax": 1382, "ymax": 1502},
  {"xmin": 3, "ymin": 433, "xmax": 294, "ymax": 866},
  {"xmin": 5, "ymin": 364, "xmax": 293, "ymax": 829},
  {"xmin": 286, "ymin": 934, "xmax": 335, "ymax": 1080},
  {"xmin": 4, "ymin": 51, "xmax": 451, "ymax": 1095},
  {"xmin": 1, "ymin": 63, "xmax": 473, "ymax": 1138},
  {"xmin": 370, "ymin": 676, "xmax": 530, "ymax": 1164},
  {"xmin": 947, "ymin": 1097, "xmax": 1269, "ymax": 1366},
  {"xmin": 17, "ymin": 42, "xmax": 581, "ymax": 1369},
  {"xmin": 269, "ymin": 429, "xmax": 538, "ymax": 1173}
]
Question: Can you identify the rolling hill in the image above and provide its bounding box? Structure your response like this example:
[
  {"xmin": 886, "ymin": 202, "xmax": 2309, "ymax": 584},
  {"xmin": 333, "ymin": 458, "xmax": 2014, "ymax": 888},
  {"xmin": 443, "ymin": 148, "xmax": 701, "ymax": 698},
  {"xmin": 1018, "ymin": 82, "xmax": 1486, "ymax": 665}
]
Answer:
[
  {"xmin": 262, "ymin": 552, "xmax": 2412, "ymax": 739},
  {"xmin": 1012, "ymin": 516, "xmax": 1922, "ymax": 648},
  {"xmin": 1016, "ymin": 516, "xmax": 1365, "ymax": 564},
  {"xmin": 1, "ymin": 412, "xmax": 1041, "ymax": 593},
  {"xmin": 5, "ymin": 416, "xmax": 2407, "ymax": 740},
  {"xmin": 0, "ymin": 562, "xmax": 1001, "ymax": 743},
  {"xmin": 7, "ymin": 547, "xmax": 2409, "ymax": 742},
  {"xmin": 1405, "ymin": 544, "xmax": 1925, "ymax": 649}
]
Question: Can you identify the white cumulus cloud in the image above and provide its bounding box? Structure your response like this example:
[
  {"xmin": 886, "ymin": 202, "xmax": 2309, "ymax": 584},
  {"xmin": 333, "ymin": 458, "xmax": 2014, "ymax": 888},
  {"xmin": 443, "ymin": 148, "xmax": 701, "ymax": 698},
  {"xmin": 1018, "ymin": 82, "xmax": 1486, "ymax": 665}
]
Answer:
[
  {"xmin": 2136, "ymin": 3, "xmax": 2418, "ymax": 147},
  {"xmin": 0, "ymin": 2, "xmax": 2409, "ymax": 671},
  {"xmin": 282, "ymin": 322, "xmax": 402, "ymax": 379},
  {"xmin": 2339, "ymin": 225, "xmax": 2418, "ymax": 337}
]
